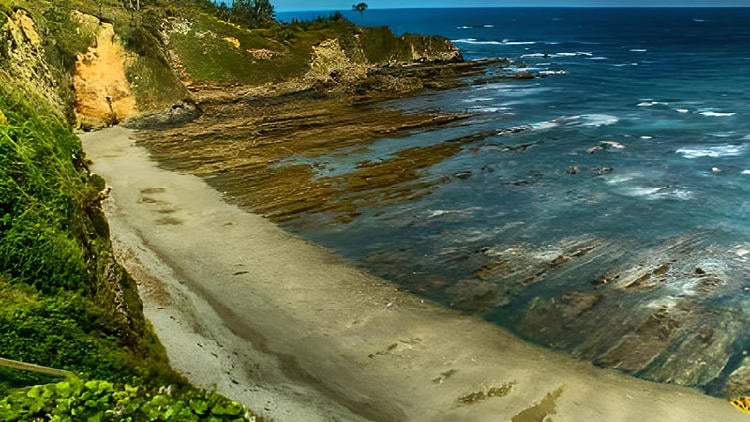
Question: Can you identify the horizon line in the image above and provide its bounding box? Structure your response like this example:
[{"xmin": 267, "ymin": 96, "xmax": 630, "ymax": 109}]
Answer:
[{"xmin": 277, "ymin": 5, "xmax": 750, "ymax": 12}]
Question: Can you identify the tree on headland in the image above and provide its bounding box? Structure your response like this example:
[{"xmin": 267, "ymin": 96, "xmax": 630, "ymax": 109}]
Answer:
[
  {"xmin": 352, "ymin": 2, "xmax": 368, "ymax": 21},
  {"xmin": 225, "ymin": 0, "xmax": 276, "ymax": 27}
]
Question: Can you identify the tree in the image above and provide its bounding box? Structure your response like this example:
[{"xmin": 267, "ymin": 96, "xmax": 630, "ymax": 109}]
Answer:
[
  {"xmin": 123, "ymin": 0, "xmax": 141, "ymax": 10},
  {"xmin": 229, "ymin": 0, "xmax": 275, "ymax": 27},
  {"xmin": 252, "ymin": 0, "xmax": 275, "ymax": 24},
  {"xmin": 352, "ymin": 2, "xmax": 367, "ymax": 21}
]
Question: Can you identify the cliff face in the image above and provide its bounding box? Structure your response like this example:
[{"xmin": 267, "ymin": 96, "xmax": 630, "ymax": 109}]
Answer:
[
  {"xmin": 72, "ymin": 11, "xmax": 137, "ymax": 129},
  {"xmin": 305, "ymin": 32, "xmax": 461, "ymax": 86},
  {"xmin": 161, "ymin": 12, "xmax": 462, "ymax": 97},
  {"xmin": 1, "ymin": 5, "xmax": 460, "ymax": 129},
  {"xmin": 0, "ymin": 10, "xmax": 64, "ymax": 113}
]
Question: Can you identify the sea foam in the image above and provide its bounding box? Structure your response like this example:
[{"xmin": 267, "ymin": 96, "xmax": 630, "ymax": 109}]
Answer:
[
  {"xmin": 676, "ymin": 145, "xmax": 745, "ymax": 158},
  {"xmin": 700, "ymin": 111, "xmax": 736, "ymax": 117},
  {"xmin": 452, "ymin": 38, "xmax": 536, "ymax": 46},
  {"xmin": 565, "ymin": 114, "xmax": 619, "ymax": 127}
]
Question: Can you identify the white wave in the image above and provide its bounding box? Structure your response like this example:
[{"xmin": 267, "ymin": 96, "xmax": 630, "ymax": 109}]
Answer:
[
  {"xmin": 742, "ymin": 170, "xmax": 750, "ymax": 175},
  {"xmin": 427, "ymin": 209, "xmax": 458, "ymax": 218},
  {"xmin": 709, "ymin": 131, "xmax": 736, "ymax": 138},
  {"xmin": 480, "ymin": 85, "xmax": 550, "ymax": 97},
  {"xmin": 537, "ymin": 62, "xmax": 552, "ymax": 66},
  {"xmin": 743, "ymin": 135, "xmax": 750, "ymax": 140},
  {"xmin": 587, "ymin": 56, "xmax": 609, "ymax": 60},
  {"xmin": 538, "ymin": 70, "xmax": 567, "ymax": 76},
  {"xmin": 462, "ymin": 97, "xmax": 494, "ymax": 103},
  {"xmin": 456, "ymin": 25, "xmax": 471, "ymax": 29},
  {"xmin": 638, "ymin": 101, "xmax": 669, "ymax": 107},
  {"xmin": 651, "ymin": 189, "xmax": 692, "ymax": 200},
  {"xmin": 466, "ymin": 106, "xmax": 506, "ymax": 113},
  {"xmin": 630, "ymin": 48, "xmax": 648, "ymax": 52},
  {"xmin": 521, "ymin": 51, "xmax": 592, "ymax": 59},
  {"xmin": 426, "ymin": 208, "xmax": 482, "ymax": 218},
  {"xmin": 618, "ymin": 186, "xmax": 692, "ymax": 201},
  {"xmin": 530, "ymin": 120, "xmax": 560, "ymax": 130},
  {"xmin": 700, "ymin": 111, "xmax": 736, "ymax": 117},
  {"xmin": 605, "ymin": 174, "xmax": 636, "ymax": 185},
  {"xmin": 566, "ymin": 114, "xmax": 619, "ymax": 127},
  {"xmin": 483, "ymin": 24, "xmax": 495, "ymax": 28},
  {"xmin": 674, "ymin": 108, "xmax": 690, "ymax": 113},
  {"xmin": 622, "ymin": 186, "xmax": 662, "ymax": 197},
  {"xmin": 676, "ymin": 145, "xmax": 745, "ymax": 158},
  {"xmin": 640, "ymin": 136, "xmax": 653, "ymax": 140},
  {"xmin": 452, "ymin": 38, "xmax": 536, "ymax": 46}
]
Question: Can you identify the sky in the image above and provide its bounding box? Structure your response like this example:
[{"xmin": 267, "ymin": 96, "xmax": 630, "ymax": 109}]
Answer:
[{"xmin": 270, "ymin": 0, "xmax": 750, "ymax": 12}]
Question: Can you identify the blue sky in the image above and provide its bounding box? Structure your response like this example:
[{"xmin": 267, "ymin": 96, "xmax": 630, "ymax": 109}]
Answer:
[{"xmin": 270, "ymin": 0, "xmax": 750, "ymax": 12}]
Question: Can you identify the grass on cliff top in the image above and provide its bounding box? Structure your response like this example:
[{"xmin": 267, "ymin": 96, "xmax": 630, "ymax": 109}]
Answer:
[
  {"xmin": 165, "ymin": 8, "xmax": 428, "ymax": 85},
  {"xmin": 165, "ymin": 9, "xmax": 330, "ymax": 84}
]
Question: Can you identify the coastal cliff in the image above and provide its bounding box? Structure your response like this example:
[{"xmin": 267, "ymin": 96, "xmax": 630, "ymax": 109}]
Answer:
[{"xmin": 0, "ymin": 0, "xmax": 464, "ymax": 419}]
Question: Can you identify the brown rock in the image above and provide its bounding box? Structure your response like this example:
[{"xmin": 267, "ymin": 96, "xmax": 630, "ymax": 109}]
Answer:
[{"xmin": 513, "ymin": 71, "xmax": 535, "ymax": 79}]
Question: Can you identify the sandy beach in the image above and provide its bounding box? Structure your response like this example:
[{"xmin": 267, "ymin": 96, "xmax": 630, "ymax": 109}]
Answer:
[{"xmin": 82, "ymin": 126, "xmax": 747, "ymax": 422}]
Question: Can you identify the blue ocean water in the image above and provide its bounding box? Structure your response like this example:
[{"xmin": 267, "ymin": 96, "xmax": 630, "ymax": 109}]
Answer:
[{"xmin": 276, "ymin": 8, "xmax": 750, "ymax": 388}]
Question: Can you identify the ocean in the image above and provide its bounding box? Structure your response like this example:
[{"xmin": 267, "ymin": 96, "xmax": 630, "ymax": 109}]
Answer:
[{"xmin": 277, "ymin": 8, "xmax": 750, "ymax": 392}]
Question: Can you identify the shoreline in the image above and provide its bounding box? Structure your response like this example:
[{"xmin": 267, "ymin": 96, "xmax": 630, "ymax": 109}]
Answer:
[{"xmin": 82, "ymin": 126, "xmax": 746, "ymax": 421}]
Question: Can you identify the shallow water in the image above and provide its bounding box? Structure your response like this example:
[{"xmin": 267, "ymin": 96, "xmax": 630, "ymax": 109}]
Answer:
[{"xmin": 278, "ymin": 8, "xmax": 750, "ymax": 393}]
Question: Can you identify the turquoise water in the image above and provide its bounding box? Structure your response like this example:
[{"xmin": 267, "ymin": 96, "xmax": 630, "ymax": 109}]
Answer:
[{"xmin": 276, "ymin": 8, "xmax": 750, "ymax": 390}]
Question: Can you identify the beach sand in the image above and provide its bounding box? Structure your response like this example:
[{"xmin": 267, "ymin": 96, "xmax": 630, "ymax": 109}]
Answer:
[{"xmin": 82, "ymin": 126, "xmax": 747, "ymax": 421}]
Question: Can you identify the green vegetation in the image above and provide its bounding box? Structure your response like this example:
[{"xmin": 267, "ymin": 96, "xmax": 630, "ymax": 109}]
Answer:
[
  {"xmin": 165, "ymin": 8, "xmax": 449, "ymax": 85},
  {"xmin": 0, "ymin": 378, "xmax": 250, "ymax": 421},
  {"xmin": 352, "ymin": 2, "xmax": 368, "ymax": 21},
  {"xmin": 0, "ymin": 77, "xmax": 166, "ymax": 380},
  {"xmin": 212, "ymin": 0, "xmax": 275, "ymax": 27},
  {"xmin": 0, "ymin": 32, "xmax": 252, "ymax": 420}
]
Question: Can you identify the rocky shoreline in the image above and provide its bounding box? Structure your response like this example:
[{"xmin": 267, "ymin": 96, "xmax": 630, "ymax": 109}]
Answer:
[
  {"xmin": 122, "ymin": 53, "xmax": 750, "ymax": 399},
  {"xmin": 83, "ymin": 126, "xmax": 749, "ymax": 422},
  {"xmin": 129, "ymin": 58, "xmax": 518, "ymax": 225}
]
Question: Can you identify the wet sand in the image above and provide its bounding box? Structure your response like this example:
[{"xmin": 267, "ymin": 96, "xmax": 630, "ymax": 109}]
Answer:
[{"xmin": 82, "ymin": 126, "xmax": 746, "ymax": 421}]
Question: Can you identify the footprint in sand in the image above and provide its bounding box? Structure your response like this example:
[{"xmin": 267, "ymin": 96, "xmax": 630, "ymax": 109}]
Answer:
[{"xmin": 139, "ymin": 188, "xmax": 184, "ymax": 225}]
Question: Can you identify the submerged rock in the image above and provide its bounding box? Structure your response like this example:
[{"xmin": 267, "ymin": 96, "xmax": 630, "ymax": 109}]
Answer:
[
  {"xmin": 725, "ymin": 358, "xmax": 750, "ymax": 397},
  {"xmin": 513, "ymin": 71, "xmax": 535, "ymax": 79},
  {"xmin": 447, "ymin": 280, "xmax": 506, "ymax": 314}
]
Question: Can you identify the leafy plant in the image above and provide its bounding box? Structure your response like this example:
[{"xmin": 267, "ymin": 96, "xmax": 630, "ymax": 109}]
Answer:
[{"xmin": 0, "ymin": 377, "xmax": 255, "ymax": 421}]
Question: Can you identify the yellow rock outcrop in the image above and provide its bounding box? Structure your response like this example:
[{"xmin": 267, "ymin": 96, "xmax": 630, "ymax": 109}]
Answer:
[
  {"xmin": 72, "ymin": 11, "xmax": 137, "ymax": 129},
  {"xmin": 307, "ymin": 38, "xmax": 368, "ymax": 83}
]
